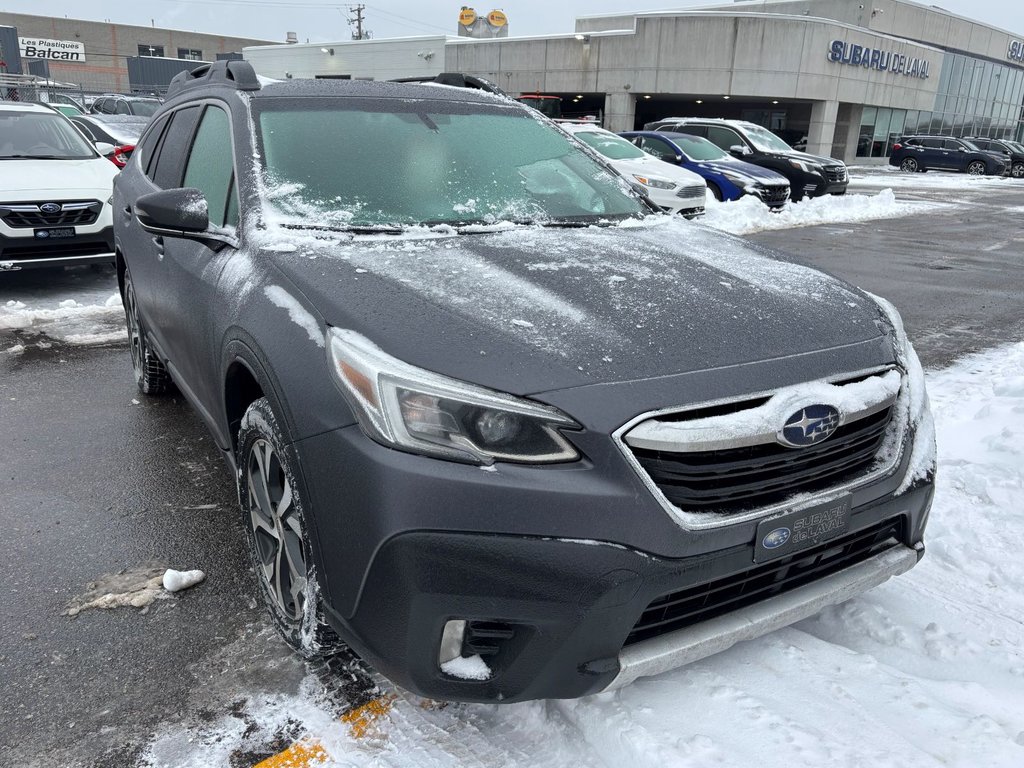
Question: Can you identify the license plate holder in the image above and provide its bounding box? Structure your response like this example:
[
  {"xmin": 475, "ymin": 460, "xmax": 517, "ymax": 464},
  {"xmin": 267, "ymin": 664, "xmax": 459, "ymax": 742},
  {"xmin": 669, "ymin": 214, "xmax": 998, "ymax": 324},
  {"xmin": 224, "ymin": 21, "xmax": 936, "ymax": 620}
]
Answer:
[
  {"xmin": 34, "ymin": 227, "xmax": 76, "ymax": 240},
  {"xmin": 754, "ymin": 495, "xmax": 852, "ymax": 563}
]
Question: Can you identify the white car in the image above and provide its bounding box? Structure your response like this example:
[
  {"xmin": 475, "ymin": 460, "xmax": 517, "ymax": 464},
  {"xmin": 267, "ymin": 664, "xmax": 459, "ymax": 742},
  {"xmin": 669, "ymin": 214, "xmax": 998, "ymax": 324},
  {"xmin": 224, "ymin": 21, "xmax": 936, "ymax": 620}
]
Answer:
[
  {"xmin": 0, "ymin": 102, "xmax": 119, "ymax": 272},
  {"xmin": 562, "ymin": 123, "xmax": 707, "ymax": 217}
]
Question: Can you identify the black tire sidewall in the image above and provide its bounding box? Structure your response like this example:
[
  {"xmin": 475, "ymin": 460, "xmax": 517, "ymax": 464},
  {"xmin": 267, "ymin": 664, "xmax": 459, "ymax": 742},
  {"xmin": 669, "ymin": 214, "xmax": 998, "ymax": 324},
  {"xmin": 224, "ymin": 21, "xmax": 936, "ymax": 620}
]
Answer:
[{"xmin": 237, "ymin": 397, "xmax": 339, "ymax": 658}]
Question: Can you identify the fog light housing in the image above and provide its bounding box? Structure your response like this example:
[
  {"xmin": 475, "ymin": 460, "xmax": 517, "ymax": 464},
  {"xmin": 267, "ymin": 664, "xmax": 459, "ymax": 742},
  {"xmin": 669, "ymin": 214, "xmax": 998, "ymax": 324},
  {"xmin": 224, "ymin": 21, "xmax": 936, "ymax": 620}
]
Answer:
[{"xmin": 438, "ymin": 619, "xmax": 467, "ymax": 665}]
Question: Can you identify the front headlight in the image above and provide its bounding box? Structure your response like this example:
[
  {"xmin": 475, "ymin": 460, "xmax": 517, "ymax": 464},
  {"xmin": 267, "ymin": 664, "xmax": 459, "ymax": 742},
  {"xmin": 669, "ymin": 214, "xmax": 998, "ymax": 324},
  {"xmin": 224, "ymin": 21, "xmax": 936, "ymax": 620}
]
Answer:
[
  {"xmin": 632, "ymin": 174, "xmax": 677, "ymax": 190},
  {"xmin": 788, "ymin": 158, "xmax": 822, "ymax": 174},
  {"xmin": 327, "ymin": 328, "xmax": 581, "ymax": 465}
]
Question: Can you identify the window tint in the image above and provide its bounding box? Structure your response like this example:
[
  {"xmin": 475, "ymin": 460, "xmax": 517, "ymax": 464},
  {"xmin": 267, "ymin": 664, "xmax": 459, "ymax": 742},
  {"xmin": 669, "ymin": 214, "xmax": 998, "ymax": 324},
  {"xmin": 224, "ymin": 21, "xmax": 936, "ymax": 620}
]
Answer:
[
  {"xmin": 706, "ymin": 126, "xmax": 744, "ymax": 151},
  {"xmin": 943, "ymin": 139, "xmax": 963, "ymax": 150},
  {"xmin": 668, "ymin": 124, "xmax": 706, "ymax": 138},
  {"xmin": 921, "ymin": 138, "xmax": 943, "ymax": 148},
  {"xmin": 114, "ymin": 100, "xmax": 130, "ymax": 115},
  {"xmin": 183, "ymin": 106, "xmax": 235, "ymax": 228},
  {"xmin": 152, "ymin": 106, "xmax": 202, "ymax": 189},
  {"xmin": 94, "ymin": 99, "xmax": 110, "ymax": 114}
]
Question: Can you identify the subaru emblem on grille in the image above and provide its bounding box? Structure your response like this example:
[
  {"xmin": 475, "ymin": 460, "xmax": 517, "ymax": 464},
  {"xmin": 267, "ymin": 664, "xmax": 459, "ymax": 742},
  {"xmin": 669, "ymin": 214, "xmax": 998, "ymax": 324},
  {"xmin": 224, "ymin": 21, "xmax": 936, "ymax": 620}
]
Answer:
[
  {"xmin": 778, "ymin": 404, "xmax": 841, "ymax": 448},
  {"xmin": 762, "ymin": 527, "xmax": 791, "ymax": 549},
  {"xmin": 39, "ymin": 203, "xmax": 62, "ymax": 214}
]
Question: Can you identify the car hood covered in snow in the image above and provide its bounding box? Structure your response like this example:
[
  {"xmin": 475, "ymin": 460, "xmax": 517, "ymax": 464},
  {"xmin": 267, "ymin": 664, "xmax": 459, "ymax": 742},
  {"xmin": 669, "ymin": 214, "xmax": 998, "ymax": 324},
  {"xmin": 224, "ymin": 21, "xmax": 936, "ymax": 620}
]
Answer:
[{"xmin": 258, "ymin": 217, "xmax": 893, "ymax": 405}]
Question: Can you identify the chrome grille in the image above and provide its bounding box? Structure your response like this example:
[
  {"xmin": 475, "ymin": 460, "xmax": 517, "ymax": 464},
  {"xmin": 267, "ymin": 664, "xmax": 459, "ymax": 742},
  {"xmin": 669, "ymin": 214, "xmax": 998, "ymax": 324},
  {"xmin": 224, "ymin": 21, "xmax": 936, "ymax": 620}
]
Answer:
[
  {"xmin": 621, "ymin": 369, "xmax": 902, "ymax": 519},
  {"xmin": 825, "ymin": 166, "xmax": 848, "ymax": 184},
  {"xmin": 0, "ymin": 201, "xmax": 101, "ymax": 228},
  {"xmin": 675, "ymin": 185, "xmax": 707, "ymax": 201}
]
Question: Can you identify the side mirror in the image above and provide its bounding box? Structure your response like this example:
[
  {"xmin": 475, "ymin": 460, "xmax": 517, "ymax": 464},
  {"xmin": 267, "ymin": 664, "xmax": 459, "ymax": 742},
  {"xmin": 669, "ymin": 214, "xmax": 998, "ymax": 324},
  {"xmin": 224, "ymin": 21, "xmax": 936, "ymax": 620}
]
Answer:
[
  {"xmin": 958, "ymin": 147, "xmax": 968, "ymax": 152},
  {"xmin": 135, "ymin": 188, "xmax": 209, "ymax": 234},
  {"xmin": 95, "ymin": 141, "xmax": 115, "ymax": 156},
  {"xmin": 729, "ymin": 144, "xmax": 752, "ymax": 156}
]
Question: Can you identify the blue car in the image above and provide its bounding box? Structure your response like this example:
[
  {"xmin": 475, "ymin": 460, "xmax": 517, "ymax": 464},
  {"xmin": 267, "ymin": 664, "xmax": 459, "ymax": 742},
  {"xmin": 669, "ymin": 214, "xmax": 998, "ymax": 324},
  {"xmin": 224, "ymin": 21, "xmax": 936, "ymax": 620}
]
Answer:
[{"xmin": 620, "ymin": 131, "xmax": 791, "ymax": 208}]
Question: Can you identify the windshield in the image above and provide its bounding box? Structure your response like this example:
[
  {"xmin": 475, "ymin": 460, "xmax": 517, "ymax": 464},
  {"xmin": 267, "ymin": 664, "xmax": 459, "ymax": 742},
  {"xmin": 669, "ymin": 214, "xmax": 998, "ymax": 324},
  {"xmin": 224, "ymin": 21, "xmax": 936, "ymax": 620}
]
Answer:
[
  {"xmin": 665, "ymin": 133, "xmax": 729, "ymax": 161},
  {"xmin": 129, "ymin": 100, "xmax": 160, "ymax": 117},
  {"xmin": 572, "ymin": 130, "xmax": 647, "ymax": 160},
  {"xmin": 256, "ymin": 99, "xmax": 647, "ymax": 228},
  {"xmin": 1009, "ymin": 142, "xmax": 1024, "ymax": 154},
  {"xmin": 744, "ymin": 125, "xmax": 794, "ymax": 153},
  {"xmin": 0, "ymin": 110, "xmax": 97, "ymax": 159}
]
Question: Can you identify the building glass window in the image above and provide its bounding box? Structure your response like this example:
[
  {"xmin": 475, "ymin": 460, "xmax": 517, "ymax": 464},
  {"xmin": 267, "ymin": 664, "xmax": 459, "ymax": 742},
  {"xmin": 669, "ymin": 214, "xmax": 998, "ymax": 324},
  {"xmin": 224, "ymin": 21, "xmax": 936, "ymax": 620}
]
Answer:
[
  {"xmin": 932, "ymin": 52, "xmax": 1024, "ymax": 143},
  {"xmin": 178, "ymin": 48, "xmax": 203, "ymax": 61},
  {"xmin": 138, "ymin": 44, "xmax": 165, "ymax": 57}
]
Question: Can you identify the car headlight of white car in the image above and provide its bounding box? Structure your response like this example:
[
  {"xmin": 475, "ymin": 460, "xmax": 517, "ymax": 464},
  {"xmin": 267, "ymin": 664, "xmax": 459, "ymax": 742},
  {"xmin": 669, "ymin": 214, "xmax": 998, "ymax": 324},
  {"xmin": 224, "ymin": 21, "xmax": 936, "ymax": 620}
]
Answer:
[{"xmin": 632, "ymin": 174, "xmax": 677, "ymax": 191}]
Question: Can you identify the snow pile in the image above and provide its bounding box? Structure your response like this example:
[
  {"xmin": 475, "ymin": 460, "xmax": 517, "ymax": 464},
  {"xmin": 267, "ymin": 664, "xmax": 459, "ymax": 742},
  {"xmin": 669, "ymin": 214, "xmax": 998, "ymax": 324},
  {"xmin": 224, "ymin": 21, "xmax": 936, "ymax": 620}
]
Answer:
[
  {"xmin": 700, "ymin": 188, "xmax": 938, "ymax": 236},
  {"xmin": 849, "ymin": 165, "xmax": 1014, "ymax": 192},
  {"xmin": 0, "ymin": 293, "xmax": 125, "ymax": 346},
  {"xmin": 139, "ymin": 342, "xmax": 1024, "ymax": 768}
]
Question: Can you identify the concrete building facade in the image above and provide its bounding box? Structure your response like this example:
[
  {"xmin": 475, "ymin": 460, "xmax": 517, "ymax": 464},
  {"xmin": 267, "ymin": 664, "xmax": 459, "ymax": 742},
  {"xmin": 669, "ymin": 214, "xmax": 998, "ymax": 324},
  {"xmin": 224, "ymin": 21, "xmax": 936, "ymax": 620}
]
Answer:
[
  {"xmin": 242, "ymin": 0, "xmax": 1024, "ymax": 164},
  {"xmin": 0, "ymin": 12, "xmax": 272, "ymax": 94}
]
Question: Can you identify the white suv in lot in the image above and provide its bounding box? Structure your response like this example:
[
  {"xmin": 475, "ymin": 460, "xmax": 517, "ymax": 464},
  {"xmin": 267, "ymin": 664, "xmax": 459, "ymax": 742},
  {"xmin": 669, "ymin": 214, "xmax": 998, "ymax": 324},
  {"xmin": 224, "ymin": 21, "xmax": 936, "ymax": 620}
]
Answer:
[{"xmin": 0, "ymin": 102, "xmax": 118, "ymax": 272}]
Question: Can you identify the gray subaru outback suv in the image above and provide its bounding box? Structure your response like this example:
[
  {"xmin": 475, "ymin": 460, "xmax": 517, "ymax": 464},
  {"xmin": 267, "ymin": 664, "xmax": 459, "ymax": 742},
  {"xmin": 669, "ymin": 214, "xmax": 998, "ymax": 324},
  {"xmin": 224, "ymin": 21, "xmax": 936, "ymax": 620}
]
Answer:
[{"xmin": 113, "ymin": 61, "xmax": 935, "ymax": 703}]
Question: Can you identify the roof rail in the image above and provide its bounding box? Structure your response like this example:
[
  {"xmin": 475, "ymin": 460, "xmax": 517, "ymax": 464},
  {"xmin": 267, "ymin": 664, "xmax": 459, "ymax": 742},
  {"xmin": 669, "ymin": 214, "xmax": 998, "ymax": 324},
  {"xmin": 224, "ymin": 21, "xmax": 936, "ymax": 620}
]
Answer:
[
  {"xmin": 389, "ymin": 72, "xmax": 507, "ymax": 97},
  {"xmin": 166, "ymin": 60, "xmax": 261, "ymax": 99}
]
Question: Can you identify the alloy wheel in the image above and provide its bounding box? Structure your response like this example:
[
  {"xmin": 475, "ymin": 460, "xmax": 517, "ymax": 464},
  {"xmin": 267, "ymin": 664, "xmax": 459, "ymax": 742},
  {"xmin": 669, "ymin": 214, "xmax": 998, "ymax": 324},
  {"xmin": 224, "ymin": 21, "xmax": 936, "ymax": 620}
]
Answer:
[
  {"xmin": 124, "ymin": 278, "xmax": 144, "ymax": 381},
  {"xmin": 247, "ymin": 438, "xmax": 306, "ymax": 621},
  {"xmin": 1012, "ymin": 163, "xmax": 1024, "ymax": 178},
  {"xmin": 967, "ymin": 161, "xmax": 986, "ymax": 175},
  {"xmin": 900, "ymin": 158, "xmax": 918, "ymax": 172}
]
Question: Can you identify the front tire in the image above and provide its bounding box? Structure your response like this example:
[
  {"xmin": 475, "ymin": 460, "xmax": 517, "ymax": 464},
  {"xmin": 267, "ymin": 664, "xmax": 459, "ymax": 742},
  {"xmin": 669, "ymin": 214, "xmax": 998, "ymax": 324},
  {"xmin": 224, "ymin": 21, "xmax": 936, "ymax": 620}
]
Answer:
[
  {"xmin": 122, "ymin": 269, "xmax": 173, "ymax": 395},
  {"xmin": 899, "ymin": 157, "xmax": 919, "ymax": 173},
  {"xmin": 238, "ymin": 397, "xmax": 343, "ymax": 658},
  {"xmin": 1011, "ymin": 162, "xmax": 1024, "ymax": 179},
  {"xmin": 967, "ymin": 160, "xmax": 987, "ymax": 176}
]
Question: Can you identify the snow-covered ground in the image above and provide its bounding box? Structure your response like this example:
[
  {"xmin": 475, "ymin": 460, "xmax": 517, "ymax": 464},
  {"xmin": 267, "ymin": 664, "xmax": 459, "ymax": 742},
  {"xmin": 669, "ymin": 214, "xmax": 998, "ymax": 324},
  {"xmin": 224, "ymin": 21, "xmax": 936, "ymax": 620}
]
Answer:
[
  {"xmin": 849, "ymin": 165, "xmax": 1018, "ymax": 193},
  {"xmin": 0, "ymin": 267, "xmax": 124, "ymax": 352},
  {"xmin": 143, "ymin": 341, "xmax": 1024, "ymax": 768}
]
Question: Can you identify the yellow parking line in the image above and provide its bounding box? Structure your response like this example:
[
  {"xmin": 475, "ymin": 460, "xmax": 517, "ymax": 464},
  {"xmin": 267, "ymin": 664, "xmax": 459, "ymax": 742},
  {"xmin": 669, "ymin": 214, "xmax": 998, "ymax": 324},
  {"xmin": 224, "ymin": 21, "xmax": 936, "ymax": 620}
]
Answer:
[
  {"xmin": 251, "ymin": 695, "xmax": 396, "ymax": 767},
  {"xmin": 339, "ymin": 695, "xmax": 395, "ymax": 740},
  {"xmin": 252, "ymin": 738, "xmax": 328, "ymax": 768}
]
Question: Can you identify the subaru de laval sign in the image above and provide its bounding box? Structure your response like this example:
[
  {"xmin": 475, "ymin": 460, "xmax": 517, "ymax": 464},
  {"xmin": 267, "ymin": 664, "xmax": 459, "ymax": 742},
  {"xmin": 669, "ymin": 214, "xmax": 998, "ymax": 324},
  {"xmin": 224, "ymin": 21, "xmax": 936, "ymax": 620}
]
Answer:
[
  {"xmin": 1010, "ymin": 40, "xmax": 1024, "ymax": 63},
  {"xmin": 828, "ymin": 40, "xmax": 930, "ymax": 79},
  {"xmin": 19, "ymin": 37, "xmax": 87, "ymax": 62}
]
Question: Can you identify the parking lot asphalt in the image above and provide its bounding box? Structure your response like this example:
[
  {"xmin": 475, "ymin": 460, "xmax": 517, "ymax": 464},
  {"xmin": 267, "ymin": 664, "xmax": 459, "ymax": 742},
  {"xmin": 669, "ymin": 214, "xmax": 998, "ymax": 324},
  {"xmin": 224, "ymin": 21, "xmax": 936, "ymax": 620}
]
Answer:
[{"xmin": 1, "ymin": 177, "xmax": 1022, "ymax": 766}]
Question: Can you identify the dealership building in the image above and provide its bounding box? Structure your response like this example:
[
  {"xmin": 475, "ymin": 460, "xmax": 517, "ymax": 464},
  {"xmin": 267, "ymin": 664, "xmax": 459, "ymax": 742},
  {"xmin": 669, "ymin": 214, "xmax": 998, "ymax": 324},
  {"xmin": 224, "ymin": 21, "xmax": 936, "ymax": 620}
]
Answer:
[
  {"xmin": 0, "ymin": 12, "xmax": 271, "ymax": 94},
  {"xmin": 242, "ymin": 0, "xmax": 1024, "ymax": 164}
]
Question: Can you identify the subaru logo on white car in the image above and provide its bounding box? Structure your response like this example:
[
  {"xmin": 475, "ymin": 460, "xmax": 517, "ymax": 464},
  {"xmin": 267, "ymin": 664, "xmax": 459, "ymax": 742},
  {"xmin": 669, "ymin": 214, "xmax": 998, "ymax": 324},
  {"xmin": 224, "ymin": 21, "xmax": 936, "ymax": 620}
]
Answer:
[
  {"xmin": 779, "ymin": 404, "xmax": 841, "ymax": 447},
  {"xmin": 39, "ymin": 202, "xmax": 62, "ymax": 214},
  {"xmin": 762, "ymin": 527, "xmax": 791, "ymax": 549}
]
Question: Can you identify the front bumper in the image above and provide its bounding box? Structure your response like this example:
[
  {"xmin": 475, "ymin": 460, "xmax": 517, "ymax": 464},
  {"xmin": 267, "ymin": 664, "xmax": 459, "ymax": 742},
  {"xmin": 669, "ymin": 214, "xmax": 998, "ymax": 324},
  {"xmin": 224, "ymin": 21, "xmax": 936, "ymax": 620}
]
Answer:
[
  {"xmin": 0, "ymin": 226, "xmax": 115, "ymax": 270},
  {"xmin": 299, "ymin": 420, "xmax": 933, "ymax": 703}
]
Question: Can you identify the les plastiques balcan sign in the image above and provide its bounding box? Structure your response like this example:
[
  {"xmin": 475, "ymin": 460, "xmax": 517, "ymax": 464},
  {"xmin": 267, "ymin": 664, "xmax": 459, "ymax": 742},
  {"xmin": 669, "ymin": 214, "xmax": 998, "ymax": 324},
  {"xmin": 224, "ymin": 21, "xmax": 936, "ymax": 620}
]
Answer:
[
  {"xmin": 19, "ymin": 37, "xmax": 87, "ymax": 62},
  {"xmin": 828, "ymin": 40, "xmax": 930, "ymax": 79}
]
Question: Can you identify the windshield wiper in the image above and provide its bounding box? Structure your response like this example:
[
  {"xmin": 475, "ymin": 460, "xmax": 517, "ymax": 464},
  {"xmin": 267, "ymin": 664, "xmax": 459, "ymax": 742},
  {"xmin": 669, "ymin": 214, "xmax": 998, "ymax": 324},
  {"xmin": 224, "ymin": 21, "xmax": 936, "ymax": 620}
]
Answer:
[{"xmin": 279, "ymin": 222, "xmax": 408, "ymax": 236}]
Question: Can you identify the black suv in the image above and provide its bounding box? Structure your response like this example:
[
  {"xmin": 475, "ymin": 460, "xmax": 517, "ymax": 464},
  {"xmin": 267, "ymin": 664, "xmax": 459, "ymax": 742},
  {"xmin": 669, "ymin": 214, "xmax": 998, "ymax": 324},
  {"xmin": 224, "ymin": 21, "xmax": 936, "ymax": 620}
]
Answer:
[
  {"xmin": 889, "ymin": 136, "xmax": 1008, "ymax": 175},
  {"xmin": 644, "ymin": 117, "xmax": 849, "ymax": 200},
  {"xmin": 113, "ymin": 61, "xmax": 934, "ymax": 703},
  {"xmin": 963, "ymin": 137, "xmax": 1024, "ymax": 178}
]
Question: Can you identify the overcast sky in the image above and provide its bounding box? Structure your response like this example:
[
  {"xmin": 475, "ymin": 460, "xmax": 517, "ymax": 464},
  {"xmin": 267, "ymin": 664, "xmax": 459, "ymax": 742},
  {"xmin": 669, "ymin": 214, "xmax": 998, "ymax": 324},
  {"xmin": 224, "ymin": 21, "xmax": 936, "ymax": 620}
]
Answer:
[{"xmin": 3, "ymin": 0, "xmax": 1023, "ymax": 44}]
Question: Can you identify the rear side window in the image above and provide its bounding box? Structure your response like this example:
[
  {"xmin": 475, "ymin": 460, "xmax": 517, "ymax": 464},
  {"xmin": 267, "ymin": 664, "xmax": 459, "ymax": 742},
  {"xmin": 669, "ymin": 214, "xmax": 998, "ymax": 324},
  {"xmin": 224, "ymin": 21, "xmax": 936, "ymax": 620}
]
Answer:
[
  {"xmin": 141, "ymin": 114, "xmax": 171, "ymax": 178},
  {"xmin": 670, "ymin": 124, "xmax": 707, "ymax": 139},
  {"xmin": 921, "ymin": 138, "xmax": 942, "ymax": 148},
  {"xmin": 943, "ymin": 139, "xmax": 963, "ymax": 151},
  {"xmin": 639, "ymin": 136, "xmax": 677, "ymax": 161},
  {"xmin": 183, "ymin": 106, "xmax": 236, "ymax": 228},
  {"xmin": 115, "ymin": 100, "xmax": 131, "ymax": 115},
  {"xmin": 151, "ymin": 106, "xmax": 202, "ymax": 189},
  {"xmin": 706, "ymin": 126, "xmax": 744, "ymax": 151}
]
